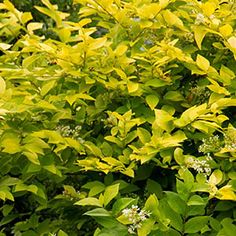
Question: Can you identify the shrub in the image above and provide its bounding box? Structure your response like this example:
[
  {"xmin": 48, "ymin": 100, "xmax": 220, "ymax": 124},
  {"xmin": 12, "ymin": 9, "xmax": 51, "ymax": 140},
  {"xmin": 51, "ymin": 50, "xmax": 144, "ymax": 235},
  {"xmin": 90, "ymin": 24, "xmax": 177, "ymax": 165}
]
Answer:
[{"xmin": 0, "ymin": 0, "xmax": 235, "ymax": 235}]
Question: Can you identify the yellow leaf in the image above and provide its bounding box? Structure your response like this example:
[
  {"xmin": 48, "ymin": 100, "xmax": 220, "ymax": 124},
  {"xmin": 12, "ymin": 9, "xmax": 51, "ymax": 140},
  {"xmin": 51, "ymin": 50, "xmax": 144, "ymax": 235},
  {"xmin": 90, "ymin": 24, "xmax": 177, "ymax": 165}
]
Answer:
[
  {"xmin": 21, "ymin": 12, "xmax": 33, "ymax": 24},
  {"xmin": 0, "ymin": 43, "xmax": 12, "ymax": 50},
  {"xmin": 196, "ymin": 54, "xmax": 210, "ymax": 72},
  {"xmin": 228, "ymin": 36, "xmax": 236, "ymax": 49},
  {"xmin": 194, "ymin": 26, "xmax": 207, "ymax": 50},
  {"xmin": 219, "ymin": 24, "xmax": 233, "ymax": 37},
  {"xmin": 127, "ymin": 81, "xmax": 139, "ymax": 93},
  {"xmin": 207, "ymin": 78, "xmax": 230, "ymax": 95},
  {"xmin": 159, "ymin": 0, "xmax": 170, "ymax": 8},
  {"xmin": 138, "ymin": 3, "xmax": 161, "ymax": 19},
  {"xmin": 202, "ymin": 2, "xmax": 216, "ymax": 17},
  {"xmin": 162, "ymin": 10, "xmax": 184, "ymax": 28},
  {"xmin": 217, "ymin": 185, "xmax": 236, "ymax": 201},
  {"xmin": 57, "ymin": 28, "xmax": 71, "ymax": 42},
  {"xmin": 115, "ymin": 44, "xmax": 128, "ymax": 56},
  {"xmin": 27, "ymin": 22, "xmax": 43, "ymax": 34},
  {"xmin": 89, "ymin": 37, "xmax": 107, "ymax": 50},
  {"xmin": 0, "ymin": 77, "xmax": 6, "ymax": 94}
]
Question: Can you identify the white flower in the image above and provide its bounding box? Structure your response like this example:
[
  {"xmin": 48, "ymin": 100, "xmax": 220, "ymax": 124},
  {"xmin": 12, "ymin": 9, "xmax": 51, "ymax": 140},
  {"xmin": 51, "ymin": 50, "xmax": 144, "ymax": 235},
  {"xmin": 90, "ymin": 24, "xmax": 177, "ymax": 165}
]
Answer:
[
  {"xmin": 187, "ymin": 158, "xmax": 211, "ymax": 176},
  {"xmin": 195, "ymin": 13, "xmax": 205, "ymax": 25},
  {"xmin": 122, "ymin": 205, "xmax": 151, "ymax": 234}
]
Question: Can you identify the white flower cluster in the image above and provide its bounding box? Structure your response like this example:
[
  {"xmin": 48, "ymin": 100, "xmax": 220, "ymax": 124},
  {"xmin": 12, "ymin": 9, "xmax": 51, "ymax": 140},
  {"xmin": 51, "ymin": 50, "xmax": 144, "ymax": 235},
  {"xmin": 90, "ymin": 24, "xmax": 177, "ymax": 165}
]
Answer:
[
  {"xmin": 198, "ymin": 135, "xmax": 221, "ymax": 154},
  {"xmin": 209, "ymin": 14, "xmax": 221, "ymax": 26},
  {"xmin": 122, "ymin": 205, "xmax": 151, "ymax": 234},
  {"xmin": 195, "ymin": 13, "xmax": 221, "ymax": 26},
  {"xmin": 56, "ymin": 125, "xmax": 84, "ymax": 142},
  {"xmin": 195, "ymin": 13, "xmax": 205, "ymax": 25},
  {"xmin": 187, "ymin": 156, "xmax": 212, "ymax": 176}
]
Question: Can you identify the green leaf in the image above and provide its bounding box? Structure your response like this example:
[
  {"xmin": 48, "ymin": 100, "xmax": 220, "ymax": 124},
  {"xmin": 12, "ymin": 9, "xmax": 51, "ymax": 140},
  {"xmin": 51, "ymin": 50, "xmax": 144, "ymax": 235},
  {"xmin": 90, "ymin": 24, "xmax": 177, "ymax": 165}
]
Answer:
[
  {"xmin": 0, "ymin": 177, "xmax": 19, "ymax": 187},
  {"xmin": 146, "ymin": 179, "xmax": 163, "ymax": 199},
  {"xmin": 165, "ymin": 192, "xmax": 186, "ymax": 215},
  {"xmin": 112, "ymin": 198, "xmax": 136, "ymax": 216},
  {"xmin": 184, "ymin": 216, "xmax": 209, "ymax": 234},
  {"xmin": 164, "ymin": 91, "xmax": 184, "ymax": 102},
  {"xmin": 220, "ymin": 218, "xmax": 236, "ymax": 236},
  {"xmin": 160, "ymin": 199, "xmax": 183, "ymax": 232},
  {"xmin": 103, "ymin": 184, "xmax": 120, "ymax": 207},
  {"xmin": 187, "ymin": 195, "xmax": 206, "ymax": 206}
]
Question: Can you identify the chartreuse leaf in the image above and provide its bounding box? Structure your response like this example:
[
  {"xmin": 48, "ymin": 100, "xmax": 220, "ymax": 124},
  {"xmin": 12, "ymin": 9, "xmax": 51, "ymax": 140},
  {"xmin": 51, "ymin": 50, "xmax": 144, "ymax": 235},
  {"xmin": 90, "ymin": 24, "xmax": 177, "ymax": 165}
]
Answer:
[
  {"xmin": 75, "ymin": 197, "xmax": 102, "ymax": 207},
  {"xmin": 209, "ymin": 169, "xmax": 223, "ymax": 185},
  {"xmin": 144, "ymin": 194, "xmax": 159, "ymax": 216},
  {"xmin": 137, "ymin": 219, "xmax": 155, "ymax": 236},
  {"xmin": 196, "ymin": 54, "xmax": 210, "ymax": 72},
  {"xmin": 58, "ymin": 230, "xmax": 68, "ymax": 236},
  {"xmin": 1, "ymin": 132, "xmax": 21, "ymax": 154},
  {"xmin": 84, "ymin": 208, "xmax": 111, "ymax": 217},
  {"xmin": 0, "ymin": 77, "xmax": 6, "ymax": 94},
  {"xmin": 41, "ymin": 80, "xmax": 56, "ymax": 96},
  {"xmin": 137, "ymin": 127, "xmax": 151, "ymax": 144},
  {"xmin": 153, "ymin": 109, "xmax": 174, "ymax": 132},
  {"xmin": 174, "ymin": 104, "xmax": 207, "ymax": 127},
  {"xmin": 174, "ymin": 148, "xmax": 184, "ymax": 165},
  {"xmin": 210, "ymin": 98, "xmax": 236, "ymax": 112},
  {"xmin": 0, "ymin": 187, "xmax": 14, "ymax": 201},
  {"xmin": 103, "ymin": 184, "xmax": 120, "ymax": 207},
  {"xmin": 146, "ymin": 94, "xmax": 159, "ymax": 110}
]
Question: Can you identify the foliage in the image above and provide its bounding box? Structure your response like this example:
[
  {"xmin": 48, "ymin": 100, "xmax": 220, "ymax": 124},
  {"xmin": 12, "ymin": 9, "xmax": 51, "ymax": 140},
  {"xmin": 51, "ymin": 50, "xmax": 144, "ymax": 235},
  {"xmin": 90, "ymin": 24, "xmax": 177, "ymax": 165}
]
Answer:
[{"xmin": 0, "ymin": 0, "xmax": 236, "ymax": 235}]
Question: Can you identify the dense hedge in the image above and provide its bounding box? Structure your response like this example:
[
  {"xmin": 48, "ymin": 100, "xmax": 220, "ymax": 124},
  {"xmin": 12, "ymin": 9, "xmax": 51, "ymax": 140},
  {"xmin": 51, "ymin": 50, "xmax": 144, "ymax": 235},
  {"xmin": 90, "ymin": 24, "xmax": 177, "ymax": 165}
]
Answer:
[{"xmin": 0, "ymin": 0, "xmax": 236, "ymax": 235}]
